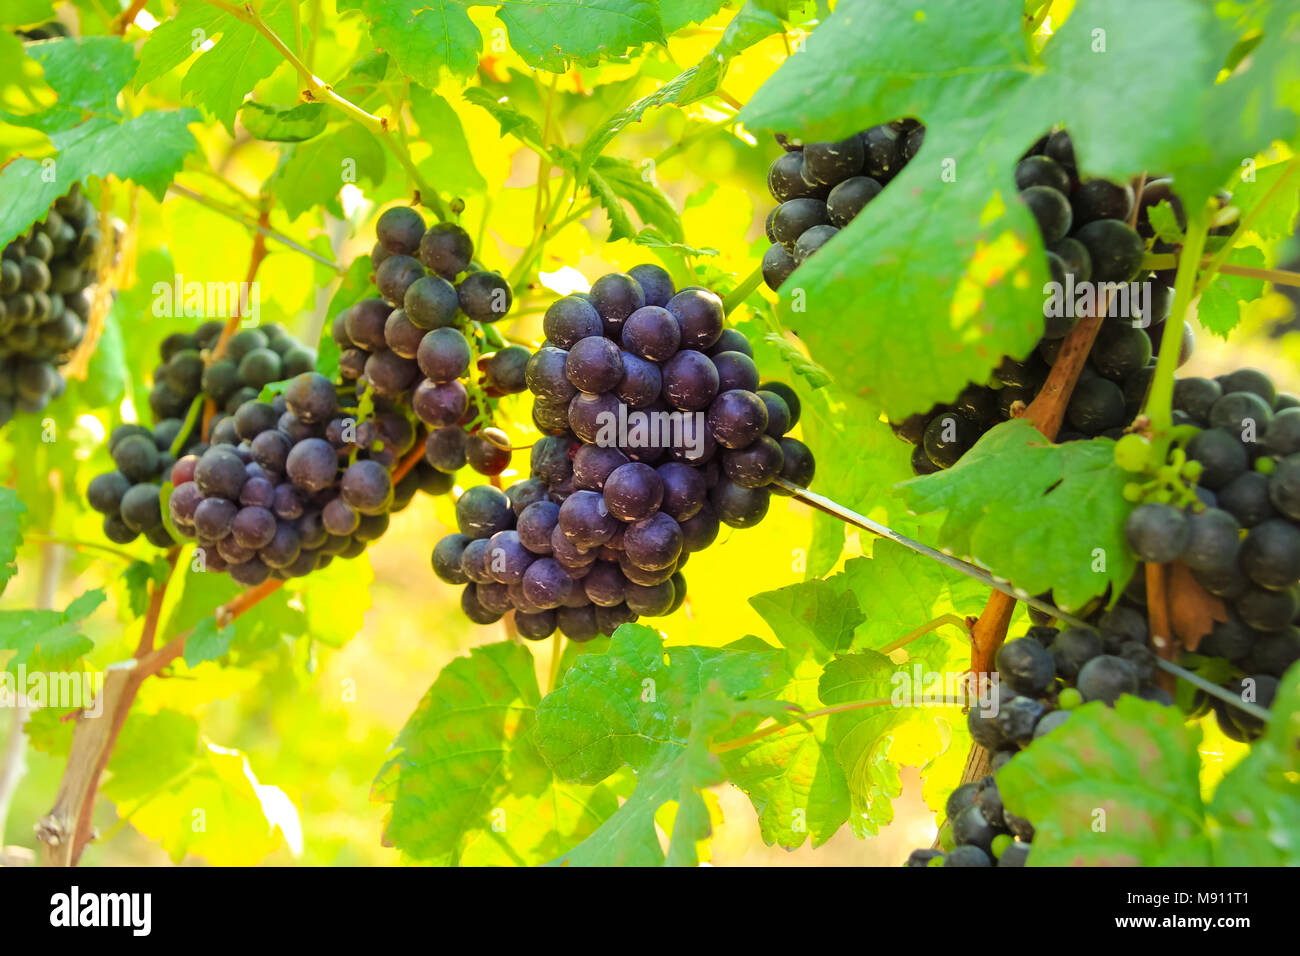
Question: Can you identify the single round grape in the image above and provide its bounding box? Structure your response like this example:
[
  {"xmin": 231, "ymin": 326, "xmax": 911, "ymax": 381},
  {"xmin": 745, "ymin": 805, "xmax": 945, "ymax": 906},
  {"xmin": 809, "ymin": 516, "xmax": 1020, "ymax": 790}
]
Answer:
[
  {"xmin": 1071, "ymin": 178, "xmax": 1134, "ymax": 225},
  {"xmin": 770, "ymin": 198, "xmax": 830, "ymax": 250},
  {"xmin": 543, "ymin": 296, "xmax": 603, "ymax": 349},
  {"xmin": 766, "ymin": 151, "xmax": 821, "ymax": 202},
  {"xmin": 484, "ymin": 346, "xmax": 530, "ymax": 393},
  {"xmin": 404, "ymin": 275, "xmax": 460, "ymax": 330},
  {"xmin": 627, "ymin": 263, "xmax": 674, "ymax": 308},
  {"xmin": 624, "ymin": 579, "xmax": 674, "ymax": 616},
  {"xmin": 526, "ymin": 346, "xmax": 578, "ymax": 404},
  {"xmin": 515, "ymin": 609, "xmax": 558, "ymax": 640},
  {"xmin": 722, "ymin": 435, "xmax": 784, "ymax": 489},
  {"xmin": 285, "ymin": 437, "xmax": 337, "ymax": 493},
  {"xmin": 711, "ymin": 478, "xmax": 769, "ymax": 528},
  {"xmin": 588, "ymin": 273, "xmax": 645, "ymax": 338},
  {"xmin": 112, "ymin": 434, "xmax": 160, "ymax": 483},
  {"xmin": 622, "ymin": 306, "xmax": 681, "ymax": 361},
  {"xmin": 1113, "ymin": 433, "xmax": 1151, "ymax": 472},
  {"xmin": 87, "ymin": 470, "xmax": 130, "ymax": 514},
  {"xmin": 383, "ymin": 309, "xmax": 424, "ymax": 359},
  {"xmin": 461, "ymin": 584, "xmax": 503, "ymax": 625},
  {"xmin": 249, "ymin": 429, "xmax": 292, "ymax": 474},
  {"xmin": 340, "ymin": 459, "xmax": 392, "ymax": 515},
  {"xmin": 707, "ymin": 390, "xmax": 768, "ymax": 449},
  {"xmin": 230, "ymin": 557, "xmax": 271, "ymax": 588},
  {"xmin": 239, "ymin": 475, "xmax": 276, "ymax": 510},
  {"xmin": 1124, "ymin": 502, "xmax": 1189, "ymax": 563},
  {"xmin": 559, "ymin": 490, "xmax": 619, "ymax": 549},
  {"xmin": 661, "ymin": 350, "xmax": 720, "ymax": 412},
  {"xmin": 284, "ymin": 372, "xmax": 337, "ymax": 424},
  {"xmin": 1066, "ymin": 377, "xmax": 1126, "ymax": 435},
  {"xmin": 711, "ymin": 351, "xmax": 760, "ymax": 395},
  {"xmin": 603, "ymin": 462, "xmax": 664, "ymax": 522},
  {"xmin": 1076, "ymin": 654, "xmax": 1140, "ymax": 704},
  {"xmin": 665, "ymin": 289, "xmax": 724, "ymax": 351},
  {"xmin": 457, "ymin": 271, "xmax": 511, "ymax": 323},
  {"xmin": 1209, "ymin": 390, "xmax": 1273, "ymax": 438},
  {"xmin": 412, "ymin": 378, "xmax": 469, "ymax": 428},
  {"xmin": 613, "ymin": 352, "xmax": 662, "ymax": 410},
  {"xmin": 484, "ymin": 530, "xmax": 536, "ymax": 585},
  {"xmin": 521, "ymin": 558, "xmax": 574, "ymax": 610},
  {"xmin": 375, "ymin": 205, "xmax": 426, "ymax": 255},
  {"xmin": 466, "ymin": 433, "xmax": 511, "ymax": 476},
  {"xmin": 232, "ymin": 505, "xmax": 277, "ymax": 550},
  {"xmin": 194, "ymin": 446, "xmax": 247, "ymax": 500},
  {"xmin": 1049, "ymin": 627, "xmax": 1103, "ymax": 681},
  {"xmin": 565, "ymin": 336, "xmax": 625, "ymax": 394},
  {"xmin": 1014, "ymin": 154, "xmax": 1070, "ymax": 193},
  {"xmin": 1019, "ymin": 185, "xmax": 1072, "ymax": 243},
  {"xmin": 418, "ymin": 223, "xmax": 474, "ymax": 279},
  {"xmin": 260, "ymin": 521, "xmax": 302, "ymax": 569},
  {"xmin": 762, "ymin": 243, "xmax": 796, "ymax": 291},
  {"xmin": 118, "ymin": 483, "xmax": 162, "ymax": 532},
  {"xmin": 1073, "ymin": 218, "xmax": 1146, "ymax": 283},
  {"xmin": 1187, "ymin": 428, "xmax": 1248, "ymax": 490},
  {"xmin": 995, "ymin": 638, "xmax": 1056, "ymax": 695},
  {"xmin": 416, "ymin": 327, "xmax": 471, "ymax": 383},
  {"xmin": 456, "ymin": 484, "xmax": 513, "ymax": 539},
  {"xmin": 362, "ymin": 349, "xmax": 418, "ymax": 399},
  {"xmin": 1239, "ymin": 518, "xmax": 1300, "ymax": 589}
]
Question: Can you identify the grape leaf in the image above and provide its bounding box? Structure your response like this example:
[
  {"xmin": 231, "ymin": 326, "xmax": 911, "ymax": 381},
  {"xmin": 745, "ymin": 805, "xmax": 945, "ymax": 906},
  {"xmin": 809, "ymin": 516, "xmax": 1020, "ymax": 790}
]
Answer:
[
  {"xmin": 1208, "ymin": 662, "xmax": 1300, "ymax": 864},
  {"xmin": 183, "ymin": 617, "xmax": 236, "ymax": 667},
  {"xmin": 376, "ymin": 640, "xmax": 620, "ymax": 865},
  {"xmin": 0, "ymin": 110, "xmax": 199, "ymax": 248},
  {"xmin": 577, "ymin": 67, "xmax": 701, "ymax": 182},
  {"xmin": 837, "ymin": 542, "xmax": 986, "ymax": 652},
  {"xmin": 2, "ymin": 36, "xmax": 135, "ymax": 132},
  {"xmin": 589, "ymin": 156, "xmax": 683, "ymax": 242},
  {"xmin": 343, "ymin": 0, "xmax": 482, "ymax": 82},
  {"xmin": 658, "ymin": 0, "xmax": 727, "ymax": 33},
  {"xmin": 999, "ymin": 698, "xmax": 1214, "ymax": 865},
  {"xmin": 462, "ymin": 87, "xmax": 546, "ymax": 151},
  {"xmin": 534, "ymin": 624, "xmax": 789, "ymax": 865},
  {"xmin": 409, "ymin": 85, "xmax": 487, "ymax": 195},
  {"xmin": 1198, "ymin": 246, "xmax": 1269, "ymax": 338},
  {"xmin": 495, "ymin": 0, "xmax": 665, "ymax": 72},
  {"xmin": 737, "ymin": 0, "xmax": 1242, "ymax": 420},
  {"xmin": 136, "ymin": 0, "xmax": 295, "ymax": 133},
  {"xmin": 270, "ymin": 124, "xmax": 387, "ymax": 221},
  {"xmin": 817, "ymin": 650, "xmax": 916, "ymax": 835},
  {"xmin": 1147, "ymin": 201, "xmax": 1185, "ymax": 245},
  {"xmin": 239, "ymin": 101, "xmax": 329, "ymax": 142},
  {"xmin": 677, "ymin": 2, "xmax": 784, "ymax": 104},
  {"xmin": 102, "ymin": 709, "xmax": 200, "ymax": 805},
  {"xmin": 121, "ymin": 557, "xmax": 171, "ymax": 618},
  {"xmin": 748, "ymin": 576, "xmax": 864, "ymax": 662},
  {"xmin": 719, "ymin": 655, "xmax": 851, "ymax": 848},
  {"xmin": 899, "ymin": 419, "xmax": 1136, "ymax": 612},
  {"xmin": 0, "ymin": 588, "xmax": 105, "ymax": 674},
  {"xmin": 0, "ymin": 488, "xmax": 25, "ymax": 596},
  {"xmin": 1230, "ymin": 161, "xmax": 1300, "ymax": 245}
]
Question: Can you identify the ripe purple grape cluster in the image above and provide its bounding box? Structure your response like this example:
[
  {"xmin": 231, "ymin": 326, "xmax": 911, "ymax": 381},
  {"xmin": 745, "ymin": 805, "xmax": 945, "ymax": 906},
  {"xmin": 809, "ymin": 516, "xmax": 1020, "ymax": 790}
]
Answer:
[
  {"xmin": 430, "ymin": 264, "xmax": 816, "ymax": 642},
  {"xmin": 0, "ymin": 186, "xmax": 101, "ymax": 425},
  {"xmin": 761, "ymin": 119, "xmax": 924, "ymax": 291},
  {"xmin": 332, "ymin": 206, "xmax": 530, "ymax": 481},
  {"xmin": 890, "ymin": 129, "xmax": 1202, "ymax": 475},
  {"xmin": 906, "ymin": 591, "xmax": 1287, "ymax": 867},
  {"xmin": 1121, "ymin": 367, "xmax": 1300, "ymax": 715}
]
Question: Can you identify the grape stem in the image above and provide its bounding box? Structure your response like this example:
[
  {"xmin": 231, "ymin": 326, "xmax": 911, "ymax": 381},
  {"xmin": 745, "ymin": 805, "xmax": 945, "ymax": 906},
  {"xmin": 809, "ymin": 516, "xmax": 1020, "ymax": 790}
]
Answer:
[
  {"xmin": 199, "ymin": 0, "xmax": 449, "ymax": 221},
  {"xmin": 879, "ymin": 614, "xmax": 971, "ymax": 654},
  {"xmin": 1195, "ymin": 154, "xmax": 1300, "ymax": 296},
  {"xmin": 1144, "ymin": 210, "xmax": 1209, "ymax": 439},
  {"xmin": 37, "ymin": 554, "xmax": 284, "ymax": 866},
  {"xmin": 722, "ymin": 263, "xmax": 765, "ymax": 317},
  {"xmin": 1140, "ymin": 256, "xmax": 1300, "ymax": 289},
  {"xmin": 712, "ymin": 698, "xmax": 968, "ymax": 754}
]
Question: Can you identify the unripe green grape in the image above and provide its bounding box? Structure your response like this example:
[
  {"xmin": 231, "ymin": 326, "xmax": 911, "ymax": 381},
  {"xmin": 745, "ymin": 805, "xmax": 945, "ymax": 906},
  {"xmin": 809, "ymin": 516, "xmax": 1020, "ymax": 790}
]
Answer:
[
  {"xmin": 1113, "ymin": 433, "xmax": 1151, "ymax": 472},
  {"xmin": 938, "ymin": 822, "xmax": 955, "ymax": 852},
  {"xmin": 991, "ymin": 834, "xmax": 1014, "ymax": 859},
  {"xmin": 1153, "ymin": 487, "xmax": 1174, "ymax": 504},
  {"xmin": 1182, "ymin": 460, "xmax": 1203, "ymax": 480},
  {"xmin": 1256, "ymin": 456, "xmax": 1276, "ymax": 475},
  {"xmin": 1123, "ymin": 482, "xmax": 1144, "ymax": 503},
  {"xmin": 1058, "ymin": 687, "xmax": 1083, "ymax": 710}
]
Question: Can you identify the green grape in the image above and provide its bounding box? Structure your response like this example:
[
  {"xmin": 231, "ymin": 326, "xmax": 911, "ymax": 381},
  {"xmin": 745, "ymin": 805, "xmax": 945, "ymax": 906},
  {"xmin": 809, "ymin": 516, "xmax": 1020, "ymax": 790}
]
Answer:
[
  {"xmin": 937, "ymin": 822, "xmax": 955, "ymax": 852},
  {"xmin": 1153, "ymin": 487, "xmax": 1174, "ymax": 504},
  {"xmin": 991, "ymin": 833, "xmax": 1014, "ymax": 859},
  {"xmin": 927, "ymin": 855, "xmax": 946, "ymax": 867},
  {"xmin": 1256, "ymin": 456, "xmax": 1277, "ymax": 475},
  {"xmin": 1157, "ymin": 464, "xmax": 1180, "ymax": 482},
  {"xmin": 1058, "ymin": 687, "xmax": 1083, "ymax": 710},
  {"xmin": 1182, "ymin": 460, "xmax": 1203, "ymax": 480},
  {"xmin": 1123, "ymin": 482, "xmax": 1144, "ymax": 503},
  {"xmin": 1113, "ymin": 433, "xmax": 1151, "ymax": 472}
]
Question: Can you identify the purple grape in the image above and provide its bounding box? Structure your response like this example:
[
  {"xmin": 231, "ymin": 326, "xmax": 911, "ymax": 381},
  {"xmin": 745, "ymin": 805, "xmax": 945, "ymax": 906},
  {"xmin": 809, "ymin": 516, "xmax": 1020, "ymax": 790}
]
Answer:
[
  {"xmin": 712, "ymin": 351, "xmax": 760, "ymax": 393},
  {"xmin": 662, "ymin": 350, "xmax": 720, "ymax": 411},
  {"xmin": 517, "ymin": 500, "xmax": 560, "ymax": 555},
  {"xmin": 603, "ymin": 462, "xmax": 664, "ymax": 522},
  {"xmin": 628, "ymin": 263, "xmax": 674, "ymax": 308},
  {"xmin": 416, "ymin": 327, "xmax": 471, "ymax": 383},
  {"xmin": 521, "ymin": 557, "xmax": 574, "ymax": 610},
  {"xmin": 412, "ymin": 378, "xmax": 469, "ymax": 427},
  {"xmin": 566, "ymin": 336, "xmax": 625, "ymax": 394},
  {"xmin": 666, "ymin": 289, "xmax": 724, "ymax": 351},
  {"xmin": 622, "ymin": 306, "xmax": 681, "ymax": 361},
  {"xmin": 572, "ymin": 444, "xmax": 629, "ymax": 491},
  {"xmin": 486, "ymin": 530, "xmax": 536, "ymax": 584},
  {"xmin": 559, "ymin": 490, "xmax": 619, "ymax": 549},
  {"xmin": 543, "ymin": 296, "xmax": 603, "ymax": 349},
  {"xmin": 656, "ymin": 462, "xmax": 706, "ymax": 521},
  {"xmin": 589, "ymin": 273, "xmax": 645, "ymax": 337},
  {"xmin": 232, "ymin": 505, "xmax": 277, "ymax": 549},
  {"xmin": 707, "ymin": 389, "xmax": 769, "ymax": 449}
]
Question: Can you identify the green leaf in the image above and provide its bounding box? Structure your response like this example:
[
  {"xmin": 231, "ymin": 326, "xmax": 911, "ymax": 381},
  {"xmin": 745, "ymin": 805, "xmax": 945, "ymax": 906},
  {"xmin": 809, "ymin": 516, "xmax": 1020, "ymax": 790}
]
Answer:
[
  {"xmin": 409, "ymin": 85, "xmax": 487, "ymax": 195},
  {"xmin": 317, "ymin": 255, "xmax": 374, "ymax": 381},
  {"xmin": 737, "ymin": 0, "xmax": 1231, "ymax": 420},
  {"xmin": 630, "ymin": 229, "xmax": 716, "ymax": 257},
  {"xmin": 577, "ymin": 67, "xmax": 700, "ymax": 182},
  {"xmin": 183, "ymin": 617, "xmax": 236, "ymax": 667},
  {"xmin": 1147, "ymin": 201, "xmax": 1185, "ymax": 244},
  {"xmin": 818, "ymin": 650, "xmax": 915, "ymax": 836},
  {"xmin": 999, "ymin": 698, "xmax": 1214, "ymax": 865},
  {"xmin": 535, "ymin": 624, "xmax": 788, "ymax": 864},
  {"xmin": 658, "ymin": 0, "xmax": 727, "ymax": 33},
  {"xmin": 377, "ymin": 640, "xmax": 620, "ymax": 864},
  {"xmin": 678, "ymin": 2, "xmax": 784, "ymax": 105},
  {"xmin": 136, "ymin": 0, "xmax": 295, "ymax": 132},
  {"xmin": 1230, "ymin": 159, "xmax": 1300, "ymax": 244},
  {"xmin": 0, "ymin": 588, "xmax": 105, "ymax": 674},
  {"xmin": 345, "ymin": 0, "xmax": 482, "ymax": 82},
  {"xmin": 121, "ymin": 558, "xmax": 170, "ymax": 618},
  {"xmin": 899, "ymin": 419, "xmax": 1136, "ymax": 612},
  {"xmin": 1208, "ymin": 662, "xmax": 1300, "ymax": 864},
  {"xmin": 2, "ymin": 36, "xmax": 135, "ymax": 132},
  {"xmin": 103, "ymin": 710, "xmax": 200, "ymax": 805},
  {"xmin": 590, "ymin": 156, "xmax": 683, "ymax": 242},
  {"xmin": 496, "ymin": 0, "xmax": 665, "ymax": 72},
  {"xmin": 0, "ymin": 110, "xmax": 200, "ymax": 248},
  {"xmin": 0, "ymin": 489, "xmax": 25, "ymax": 596},
  {"xmin": 239, "ymin": 101, "xmax": 329, "ymax": 142},
  {"xmin": 461, "ymin": 87, "xmax": 546, "ymax": 151},
  {"xmin": 1198, "ymin": 246, "xmax": 1269, "ymax": 338},
  {"xmin": 270, "ymin": 124, "xmax": 386, "ymax": 221},
  {"xmin": 749, "ymin": 577, "xmax": 864, "ymax": 662}
]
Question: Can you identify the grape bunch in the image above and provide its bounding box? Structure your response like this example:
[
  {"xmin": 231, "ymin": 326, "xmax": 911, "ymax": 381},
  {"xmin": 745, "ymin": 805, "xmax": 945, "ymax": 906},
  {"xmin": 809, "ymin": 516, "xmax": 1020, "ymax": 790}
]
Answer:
[
  {"xmin": 890, "ymin": 129, "xmax": 1199, "ymax": 475},
  {"xmin": 430, "ymin": 264, "xmax": 816, "ymax": 642},
  {"xmin": 0, "ymin": 187, "xmax": 101, "ymax": 426},
  {"xmin": 1118, "ymin": 367, "xmax": 1300, "ymax": 725},
  {"xmin": 761, "ymin": 119, "xmax": 924, "ymax": 291},
  {"xmin": 332, "ymin": 205, "xmax": 530, "ymax": 479},
  {"xmin": 905, "ymin": 578, "xmax": 1288, "ymax": 868}
]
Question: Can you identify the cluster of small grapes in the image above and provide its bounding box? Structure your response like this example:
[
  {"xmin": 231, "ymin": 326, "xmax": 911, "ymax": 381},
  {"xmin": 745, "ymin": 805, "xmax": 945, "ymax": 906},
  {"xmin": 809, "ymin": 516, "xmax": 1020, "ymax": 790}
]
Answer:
[
  {"xmin": 0, "ymin": 187, "xmax": 101, "ymax": 425},
  {"xmin": 332, "ymin": 206, "xmax": 530, "ymax": 480},
  {"xmin": 760, "ymin": 119, "xmax": 924, "ymax": 292},
  {"xmin": 1120, "ymin": 367, "xmax": 1300, "ymax": 728},
  {"xmin": 430, "ymin": 264, "xmax": 816, "ymax": 642},
  {"xmin": 891, "ymin": 130, "xmax": 1199, "ymax": 475}
]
